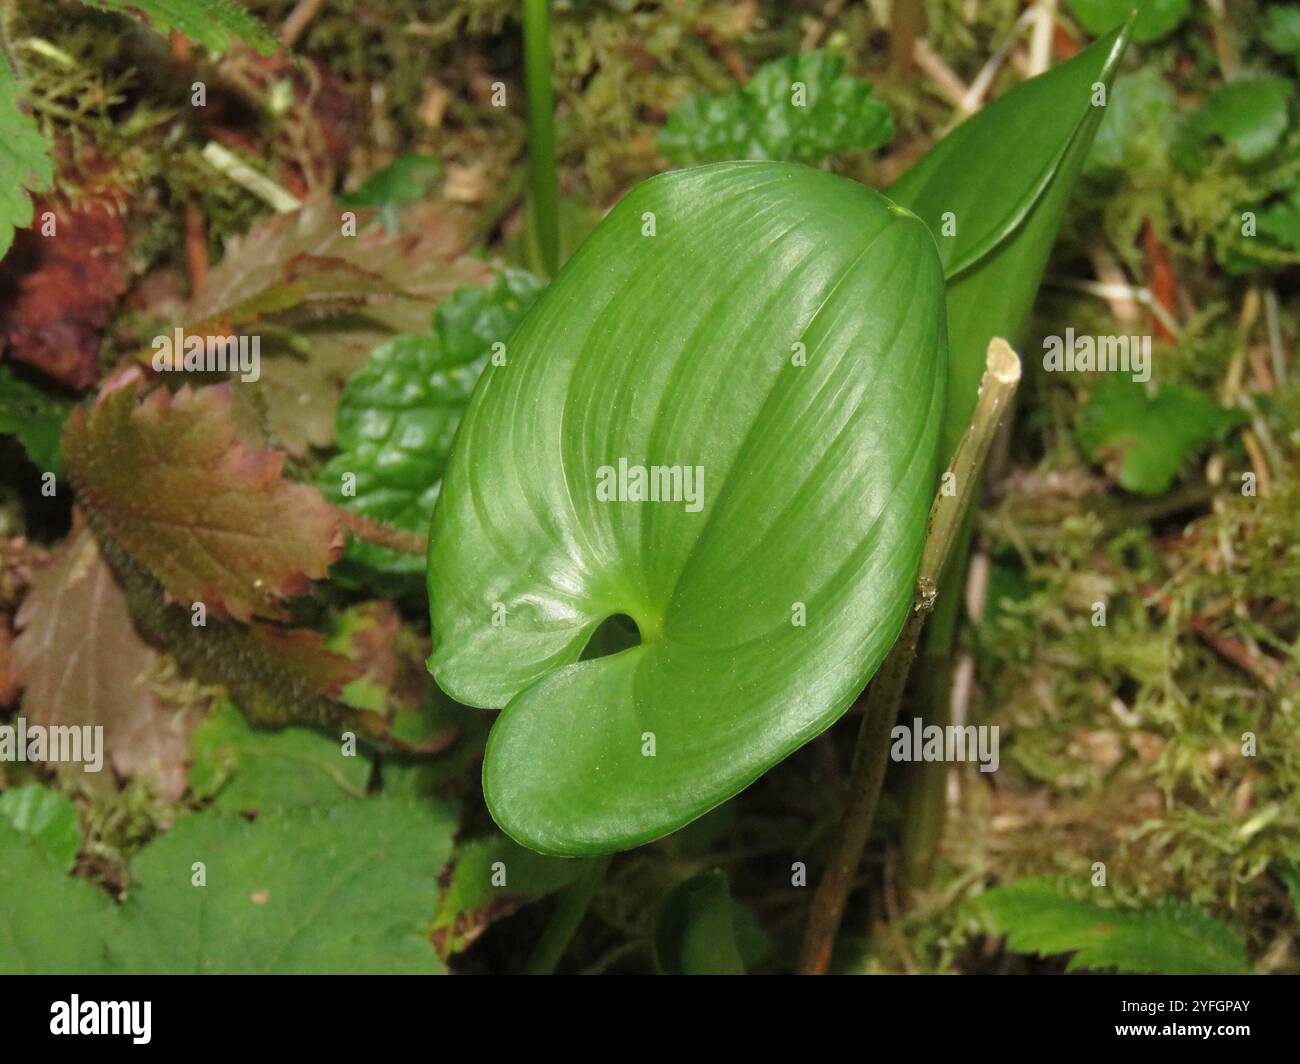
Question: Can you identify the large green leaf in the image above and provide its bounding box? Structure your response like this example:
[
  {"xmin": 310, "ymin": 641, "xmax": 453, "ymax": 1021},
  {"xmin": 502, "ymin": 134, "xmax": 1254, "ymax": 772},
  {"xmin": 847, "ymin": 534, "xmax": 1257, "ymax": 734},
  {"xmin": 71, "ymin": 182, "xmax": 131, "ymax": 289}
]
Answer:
[
  {"xmin": 428, "ymin": 161, "xmax": 946, "ymax": 855},
  {"xmin": 887, "ymin": 24, "xmax": 1131, "ymax": 460}
]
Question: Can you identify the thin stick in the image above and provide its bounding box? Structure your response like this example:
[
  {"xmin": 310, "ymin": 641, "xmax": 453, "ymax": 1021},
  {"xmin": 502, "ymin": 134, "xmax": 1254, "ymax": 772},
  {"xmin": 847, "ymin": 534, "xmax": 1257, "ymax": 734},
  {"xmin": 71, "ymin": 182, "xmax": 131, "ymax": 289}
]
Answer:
[
  {"xmin": 522, "ymin": 0, "xmax": 560, "ymax": 277},
  {"xmin": 798, "ymin": 339, "xmax": 1021, "ymax": 976}
]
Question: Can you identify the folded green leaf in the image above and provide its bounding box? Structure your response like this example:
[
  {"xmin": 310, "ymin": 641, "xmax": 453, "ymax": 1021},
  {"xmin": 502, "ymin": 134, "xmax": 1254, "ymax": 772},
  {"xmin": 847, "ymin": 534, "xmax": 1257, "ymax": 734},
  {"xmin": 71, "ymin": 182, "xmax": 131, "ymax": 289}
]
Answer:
[
  {"xmin": 980, "ymin": 877, "xmax": 1251, "ymax": 974},
  {"xmin": 887, "ymin": 24, "xmax": 1131, "ymax": 460},
  {"xmin": 428, "ymin": 161, "xmax": 946, "ymax": 854},
  {"xmin": 657, "ymin": 51, "xmax": 892, "ymax": 167},
  {"xmin": 654, "ymin": 870, "xmax": 746, "ymax": 975},
  {"xmin": 1076, "ymin": 378, "xmax": 1243, "ymax": 495},
  {"xmin": 322, "ymin": 270, "xmax": 544, "ymax": 581}
]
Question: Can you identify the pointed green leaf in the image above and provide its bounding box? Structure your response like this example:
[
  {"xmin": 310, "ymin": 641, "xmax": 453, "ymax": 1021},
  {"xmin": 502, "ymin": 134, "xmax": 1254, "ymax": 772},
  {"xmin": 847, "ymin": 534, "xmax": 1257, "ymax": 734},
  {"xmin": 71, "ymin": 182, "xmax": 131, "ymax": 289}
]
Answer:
[
  {"xmin": 428, "ymin": 161, "xmax": 946, "ymax": 855},
  {"xmin": 887, "ymin": 24, "xmax": 1130, "ymax": 459}
]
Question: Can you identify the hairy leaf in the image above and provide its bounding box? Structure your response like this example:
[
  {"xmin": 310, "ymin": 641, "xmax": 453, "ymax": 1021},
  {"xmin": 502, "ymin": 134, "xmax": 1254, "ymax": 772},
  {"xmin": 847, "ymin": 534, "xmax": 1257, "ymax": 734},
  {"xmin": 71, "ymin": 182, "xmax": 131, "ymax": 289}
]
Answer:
[
  {"xmin": 12, "ymin": 529, "xmax": 204, "ymax": 798},
  {"xmin": 0, "ymin": 365, "xmax": 73, "ymax": 473},
  {"xmin": 321, "ymin": 270, "xmax": 544, "ymax": 580},
  {"xmin": 105, "ymin": 796, "xmax": 455, "ymax": 973},
  {"xmin": 657, "ymin": 51, "xmax": 892, "ymax": 166},
  {"xmin": 0, "ymin": 822, "xmax": 111, "ymax": 974},
  {"xmin": 428, "ymin": 161, "xmax": 946, "ymax": 854},
  {"xmin": 81, "ymin": 0, "xmax": 277, "ymax": 56},
  {"xmin": 980, "ymin": 877, "xmax": 1251, "ymax": 974},
  {"xmin": 1076, "ymin": 378, "xmax": 1243, "ymax": 495},
  {"xmin": 0, "ymin": 783, "xmax": 81, "ymax": 869},
  {"xmin": 887, "ymin": 24, "xmax": 1130, "ymax": 460},
  {"xmin": 63, "ymin": 378, "xmax": 341, "ymax": 622}
]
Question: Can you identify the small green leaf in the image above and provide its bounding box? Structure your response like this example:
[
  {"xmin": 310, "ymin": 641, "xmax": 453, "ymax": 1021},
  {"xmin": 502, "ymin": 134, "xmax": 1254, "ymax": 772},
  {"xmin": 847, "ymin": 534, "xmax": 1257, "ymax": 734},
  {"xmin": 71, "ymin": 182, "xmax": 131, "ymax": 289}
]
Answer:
[
  {"xmin": 0, "ymin": 784, "xmax": 81, "ymax": 870},
  {"xmin": 1067, "ymin": 0, "xmax": 1189, "ymax": 43},
  {"xmin": 0, "ymin": 365, "xmax": 73, "ymax": 473},
  {"xmin": 1084, "ymin": 68, "xmax": 1176, "ymax": 179},
  {"xmin": 1173, "ymin": 78, "xmax": 1292, "ymax": 170},
  {"xmin": 654, "ymin": 870, "xmax": 746, "ymax": 975},
  {"xmin": 429, "ymin": 162, "xmax": 946, "ymax": 854},
  {"xmin": 0, "ymin": 822, "xmax": 111, "ymax": 973},
  {"xmin": 81, "ymin": 0, "xmax": 277, "ymax": 56},
  {"xmin": 339, "ymin": 153, "xmax": 443, "ymax": 210},
  {"xmin": 0, "ymin": 55, "xmax": 54, "ymax": 261},
  {"xmin": 657, "ymin": 51, "xmax": 892, "ymax": 166},
  {"xmin": 1076, "ymin": 378, "xmax": 1243, "ymax": 495},
  {"xmin": 188, "ymin": 699, "xmax": 372, "ymax": 811},
  {"xmin": 106, "ymin": 796, "xmax": 455, "ymax": 973},
  {"xmin": 887, "ymin": 25, "xmax": 1131, "ymax": 461},
  {"xmin": 322, "ymin": 270, "xmax": 544, "ymax": 581},
  {"xmin": 1263, "ymin": 6, "xmax": 1300, "ymax": 63},
  {"xmin": 980, "ymin": 877, "xmax": 1251, "ymax": 974}
]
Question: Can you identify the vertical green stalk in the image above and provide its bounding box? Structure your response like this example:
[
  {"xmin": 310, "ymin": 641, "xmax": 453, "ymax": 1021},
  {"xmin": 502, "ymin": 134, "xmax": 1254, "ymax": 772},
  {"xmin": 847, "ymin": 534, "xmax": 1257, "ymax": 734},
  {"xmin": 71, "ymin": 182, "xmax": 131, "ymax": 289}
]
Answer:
[
  {"xmin": 525, "ymin": 855, "xmax": 609, "ymax": 974},
  {"xmin": 523, "ymin": 0, "xmax": 560, "ymax": 278}
]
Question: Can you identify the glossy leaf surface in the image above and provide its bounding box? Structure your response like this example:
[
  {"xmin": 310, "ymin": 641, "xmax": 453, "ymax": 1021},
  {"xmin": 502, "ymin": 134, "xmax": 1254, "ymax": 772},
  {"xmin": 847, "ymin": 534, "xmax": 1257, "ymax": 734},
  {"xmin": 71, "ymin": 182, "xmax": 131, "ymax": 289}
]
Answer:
[
  {"xmin": 428, "ymin": 161, "xmax": 946, "ymax": 854},
  {"xmin": 887, "ymin": 24, "xmax": 1130, "ymax": 459}
]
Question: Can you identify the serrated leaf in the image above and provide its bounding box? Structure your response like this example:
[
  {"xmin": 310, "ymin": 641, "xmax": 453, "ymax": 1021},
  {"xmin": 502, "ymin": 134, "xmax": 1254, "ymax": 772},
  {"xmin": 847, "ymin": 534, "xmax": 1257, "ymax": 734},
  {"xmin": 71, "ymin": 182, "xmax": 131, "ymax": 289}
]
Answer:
[
  {"xmin": 1076, "ymin": 378, "xmax": 1243, "ymax": 495},
  {"xmin": 104, "ymin": 796, "xmax": 455, "ymax": 973},
  {"xmin": 431, "ymin": 832, "xmax": 584, "ymax": 957},
  {"xmin": 0, "ymin": 783, "xmax": 81, "ymax": 869},
  {"xmin": 657, "ymin": 51, "xmax": 892, "ymax": 166},
  {"xmin": 0, "ymin": 822, "xmax": 111, "ymax": 973},
  {"xmin": 653, "ymin": 869, "xmax": 746, "ymax": 975},
  {"xmin": 82, "ymin": 0, "xmax": 277, "ymax": 56},
  {"xmin": 0, "ymin": 55, "xmax": 54, "ymax": 261},
  {"xmin": 321, "ymin": 270, "xmax": 544, "ymax": 580},
  {"xmin": 980, "ymin": 877, "xmax": 1251, "ymax": 974},
  {"xmin": 188, "ymin": 699, "xmax": 371, "ymax": 812},
  {"xmin": 0, "ymin": 365, "xmax": 73, "ymax": 473},
  {"xmin": 887, "ymin": 25, "xmax": 1130, "ymax": 460},
  {"xmin": 12, "ymin": 529, "xmax": 204, "ymax": 798},
  {"xmin": 1067, "ymin": 0, "xmax": 1188, "ymax": 43},
  {"xmin": 63, "ymin": 379, "xmax": 341, "ymax": 622},
  {"xmin": 428, "ymin": 161, "xmax": 946, "ymax": 855}
]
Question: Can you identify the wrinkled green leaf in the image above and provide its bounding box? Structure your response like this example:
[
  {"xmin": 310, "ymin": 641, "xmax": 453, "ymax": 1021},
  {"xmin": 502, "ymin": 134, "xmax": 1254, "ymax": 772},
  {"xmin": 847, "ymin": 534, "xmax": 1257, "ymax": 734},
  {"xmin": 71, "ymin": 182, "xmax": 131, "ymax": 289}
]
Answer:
[
  {"xmin": 1173, "ymin": 78, "xmax": 1292, "ymax": 171},
  {"xmin": 0, "ymin": 822, "xmax": 111, "ymax": 973},
  {"xmin": 887, "ymin": 24, "xmax": 1131, "ymax": 460},
  {"xmin": 106, "ymin": 796, "xmax": 455, "ymax": 973},
  {"xmin": 657, "ymin": 51, "xmax": 892, "ymax": 166},
  {"xmin": 0, "ymin": 365, "xmax": 73, "ymax": 473},
  {"xmin": 980, "ymin": 877, "xmax": 1251, "ymax": 974},
  {"xmin": 0, "ymin": 784, "xmax": 81, "ymax": 870},
  {"xmin": 1067, "ymin": 0, "xmax": 1188, "ymax": 43},
  {"xmin": 322, "ymin": 270, "xmax": 544, "ymax": 581},
  {"xmin": 0, "ymin": 55, "xmax": 54, "ymax": 261},
  {"xmin": 654, "ymin": 869, "xmax": 745, "ymax": 975},
  {"xmin": 82, "ymin": 0, "xmax": 277, "ymax": 55},
  {"xmin": 188, "ymin": 699, "xmax": 372, "ymax": 811},
  {"xmin": 428, "ymin": 161, "xmax": 946, "ymax": 854},
  {"xmin": 1076, "ymin": 378, "xmax": 1243, "ymax": 495}
]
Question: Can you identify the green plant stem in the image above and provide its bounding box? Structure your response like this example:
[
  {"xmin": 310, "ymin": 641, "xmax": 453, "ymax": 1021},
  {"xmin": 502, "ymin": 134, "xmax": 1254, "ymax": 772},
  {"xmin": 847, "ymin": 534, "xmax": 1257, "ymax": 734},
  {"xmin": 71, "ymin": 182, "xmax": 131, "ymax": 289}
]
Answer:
[
  {"xmin": 798, "ymin": 338, "xmax": 1021, "ymax": 976},
  {"xmin": 525, "ymin": 855, "xmax": 609, "ymax": 974},
  {"xmin": 522, "ymin": 0, "xmax": 560, "ymax": 278}
]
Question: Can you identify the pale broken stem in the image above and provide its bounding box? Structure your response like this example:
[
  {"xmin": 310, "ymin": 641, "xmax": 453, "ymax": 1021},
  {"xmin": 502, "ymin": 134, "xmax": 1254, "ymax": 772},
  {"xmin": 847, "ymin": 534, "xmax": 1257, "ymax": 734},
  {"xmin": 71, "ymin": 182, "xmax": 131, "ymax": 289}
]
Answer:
[
  {"xmin": 798, "ymin": 339, "xmax": 1021, "ymax": 976},
  {"xmin": 201, "ymin": 142, "xmax": 302, "ymax": 214}
]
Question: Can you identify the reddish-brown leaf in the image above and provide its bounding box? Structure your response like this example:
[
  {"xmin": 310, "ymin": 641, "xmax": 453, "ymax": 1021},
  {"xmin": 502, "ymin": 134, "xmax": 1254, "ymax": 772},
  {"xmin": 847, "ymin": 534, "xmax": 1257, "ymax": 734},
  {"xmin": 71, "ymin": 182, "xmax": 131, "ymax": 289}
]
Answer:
[
  {"xmin": 11, "ymin": 529, "xmax": 204, "ymax": 798},
  {"xmin": 62, "ymin": 375, "xmax": 341, "ymax": 621}
]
